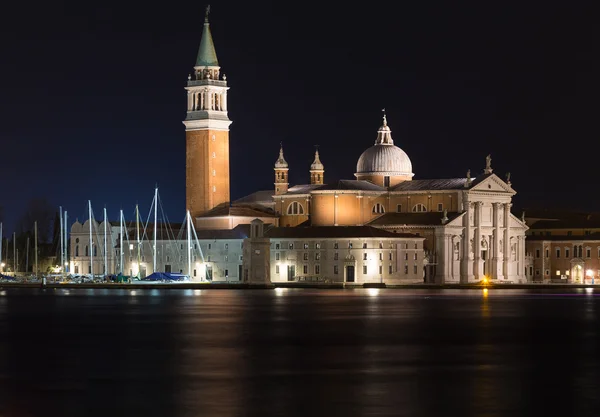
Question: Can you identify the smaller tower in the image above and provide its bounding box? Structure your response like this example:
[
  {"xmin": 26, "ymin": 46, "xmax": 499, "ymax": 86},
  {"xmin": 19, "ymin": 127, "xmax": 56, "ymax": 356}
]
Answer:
[
  {"xmin": 310, "ymin": 147, "xmax": 324, "ymax": 185},
  {"xmin": 274, "ymin": 144, "xmax": 289, "ymax": 195}
]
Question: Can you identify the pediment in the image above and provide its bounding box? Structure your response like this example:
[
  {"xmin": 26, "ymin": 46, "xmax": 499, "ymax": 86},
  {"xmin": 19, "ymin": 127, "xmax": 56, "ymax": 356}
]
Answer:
[
  {"xmin": 509, "ymin": 213, "xmax": 528, "ymax": 230},
  {"xmin": 470, "ymin": 174, "xmax": 515, "ymax": 194}
]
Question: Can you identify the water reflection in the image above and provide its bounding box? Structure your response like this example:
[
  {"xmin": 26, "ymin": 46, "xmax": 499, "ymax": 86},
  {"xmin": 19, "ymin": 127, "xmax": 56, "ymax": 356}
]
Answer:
[{"xmin": 0, "ymin": 288, "xmax": 599, "ymax": 416}]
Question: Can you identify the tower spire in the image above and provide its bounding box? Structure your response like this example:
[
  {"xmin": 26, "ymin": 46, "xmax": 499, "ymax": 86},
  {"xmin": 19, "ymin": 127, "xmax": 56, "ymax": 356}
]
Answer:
[
  {"xmin": 195, "ymin": 5, "xmax": 219, "ymax": 68},
  {"xmin": 274, "ymin": 143, "xmax": 289, "ymax": 195},
  {"xmin": 310, "ymin": 145, "xmax": 324, "ymax": 185}
]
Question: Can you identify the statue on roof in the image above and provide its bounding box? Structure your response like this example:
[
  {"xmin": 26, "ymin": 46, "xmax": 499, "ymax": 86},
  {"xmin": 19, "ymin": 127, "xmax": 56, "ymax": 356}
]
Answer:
[
  {"xmin": 506, "ymin": 172, "xmax": 511, "ymax": 184},
  {"xmin": 484, "ymin": 154, "xmax": 493, "ymax": 174}
]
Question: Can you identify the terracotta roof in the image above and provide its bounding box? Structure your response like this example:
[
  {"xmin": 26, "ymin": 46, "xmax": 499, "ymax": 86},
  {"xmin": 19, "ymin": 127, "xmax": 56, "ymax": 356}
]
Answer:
[
  {"xmin": 285, "ymin": 184, "xmax": 324, "ymax": 195},
  {"xmin": 526, "ymin": 233, "xmax": 600, "ymax": 242},
  {"xmin": 390, "ymin": 174, "xmax": 493, "ymax": 191},
  {"xmin": 233, "ymin": 190, "xmax": 275, "ymax": 205},
  {"xmin": 265, "ymin": 226, "xmax": 420, "ymax": 239},
  {"xmin": 197, "ymin": 204, "xmax": 278, "ymax": 218},
  {"xmin": 194, "ymin": 224, "xmax": 250, "ymax": 240},
  {"xmin": 366, "ymin": 211, "xmax": 462, "ymax": 226},
  {"xmin": 313, "ymin": 180, "xmax": 386, "ymax": 192},
  {"xmin": 529, "ymin": 219, "xmax": 600, "ymax": 229}
]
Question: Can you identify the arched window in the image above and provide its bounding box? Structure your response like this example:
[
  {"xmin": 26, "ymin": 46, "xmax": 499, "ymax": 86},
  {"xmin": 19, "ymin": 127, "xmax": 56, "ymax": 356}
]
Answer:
[
  {"xmin": 372, "ymin": 203, "xmax": 385, "ymax": 214},
  {"xmin": 412, "ymin": 203, "xmax": 427, "ymax": 212},
  {"xmin": 75, "ymin": 246, "xmax": 79, "ymax": 257},
  {"xmin": 287, "ymin": 201, "xmax": 305, "ymax": 215}
]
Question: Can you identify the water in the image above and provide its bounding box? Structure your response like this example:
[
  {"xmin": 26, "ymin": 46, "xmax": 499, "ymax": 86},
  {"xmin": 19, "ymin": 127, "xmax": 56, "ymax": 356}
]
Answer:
[{"xmin": 0, "ymin": 287, "xmax": 599, "ymax": 417}]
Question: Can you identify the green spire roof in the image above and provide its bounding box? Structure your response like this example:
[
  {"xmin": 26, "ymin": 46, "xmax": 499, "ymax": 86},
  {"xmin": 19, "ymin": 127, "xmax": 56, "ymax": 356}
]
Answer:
[{"xmin": 195, "ymin": 8, "xmax": 219, "ymax": 67}]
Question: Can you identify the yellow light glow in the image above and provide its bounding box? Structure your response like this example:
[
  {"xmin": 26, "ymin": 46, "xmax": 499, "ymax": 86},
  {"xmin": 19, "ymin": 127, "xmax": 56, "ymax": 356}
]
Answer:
[
  {"xmin": 367, "ymin": 288, "xmax": 380, "ymax": 297},
  {"xmin": 274, "ymin": 287, "xmax": 285, "ymax": 296},
  {"xmin": 483, "ymin": 288, "xmax": 488, "ymax": 297},
  {"xmin": 586, "ymin": 269, "xmax": 594, "ymax": 277},
  {"xmin": 482, "ymin": 276, "xmax": 488, "ymax": 284}
]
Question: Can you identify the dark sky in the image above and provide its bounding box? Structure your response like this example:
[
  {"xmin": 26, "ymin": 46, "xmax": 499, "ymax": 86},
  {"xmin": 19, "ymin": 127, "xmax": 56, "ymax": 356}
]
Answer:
[{"xmin": 0, "ymin": 0, "xmax": 596, "ymax": 235}]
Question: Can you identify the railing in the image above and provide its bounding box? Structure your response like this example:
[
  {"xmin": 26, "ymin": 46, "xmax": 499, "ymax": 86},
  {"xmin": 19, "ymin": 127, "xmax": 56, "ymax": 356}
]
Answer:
[{"xmin": 187, "ymin": 79, "xmax": 227, "ymax": 87}]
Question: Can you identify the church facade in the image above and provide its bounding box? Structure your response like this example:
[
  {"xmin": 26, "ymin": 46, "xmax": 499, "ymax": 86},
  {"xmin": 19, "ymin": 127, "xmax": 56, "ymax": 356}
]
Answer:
[{"xmin": 181, "ymin": 9, "xmax": 529, "ymax": 284}]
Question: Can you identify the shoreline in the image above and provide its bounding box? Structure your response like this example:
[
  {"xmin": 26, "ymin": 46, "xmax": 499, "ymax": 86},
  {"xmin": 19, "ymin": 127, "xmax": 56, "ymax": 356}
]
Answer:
[{"xmin": 1, "ymin": 282, "xmax": 598, "ymax": 290}]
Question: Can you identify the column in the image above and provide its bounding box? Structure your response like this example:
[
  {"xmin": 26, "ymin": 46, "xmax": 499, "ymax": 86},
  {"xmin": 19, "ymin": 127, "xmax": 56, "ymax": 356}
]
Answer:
[
  {"xmin": 199, "ymin": 91, "xmax": 204, "ymax": 110},
  {"xmin": 205, "ymin": 89, "xmax": 211, "ymax": 110},
  {"xmin": 222, "ymin": 91, "xmax": 227, "ymax": 111},
  {"xmin": 492, "ymin": 202, "xmax": 502, "ymax": 279},
  {"xmin": 187, "ymin": 91, "xmax": 193, "ymax": 110},
  {"xmin": 503, "ymin": 203, "xmax": 511, "ymax": 279},
  {"xmin": 460, "ymin": 201, "xmax": 472, "ymax": 283},
  {"xmin": 473, "ymin": 202, "xmax": 482, "ymax": 279}
]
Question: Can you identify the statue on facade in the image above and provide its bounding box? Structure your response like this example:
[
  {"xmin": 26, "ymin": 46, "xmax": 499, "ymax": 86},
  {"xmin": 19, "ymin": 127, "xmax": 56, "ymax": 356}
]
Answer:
[
  {"xmin": 464, "ymin": 169, "xmax": 472, "ymax": 187},
  {"xmin": 506, "ymin": 172, "xmax": 511, "ymax": 185},
  {"xmin": 484, "ymin": 154, "xmax": 493, "ymax": 174},
  {"xmin": 441, "ymin": 209, "xmax": 448, "ymax": 224}
]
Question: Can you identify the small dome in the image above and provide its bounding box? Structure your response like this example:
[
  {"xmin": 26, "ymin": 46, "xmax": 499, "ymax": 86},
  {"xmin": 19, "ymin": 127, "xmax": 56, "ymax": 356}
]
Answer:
[
  {"xmin": 274, "ymin": 146, "xmax": 288, "ymax": 169},
  {"xmin": 310, "ymin": 150, "xmax": 324, "ymax": 171},
  {"xmin": 356, "ymin": 145, "xmax": 413, "ymax": 175},
  {"xmin": 355, "ymin": 115, "xmax": 413, "ymax": 177}
]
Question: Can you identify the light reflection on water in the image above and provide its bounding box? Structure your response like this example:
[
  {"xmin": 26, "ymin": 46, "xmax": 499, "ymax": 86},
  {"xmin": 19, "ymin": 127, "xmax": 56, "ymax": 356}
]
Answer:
[{"xmin": 0, "ymin": 288, "xmax": 599, "ymax": 416}]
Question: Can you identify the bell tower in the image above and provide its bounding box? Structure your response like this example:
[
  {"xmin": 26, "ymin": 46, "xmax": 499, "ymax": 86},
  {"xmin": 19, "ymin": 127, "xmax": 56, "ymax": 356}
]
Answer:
[
  {"xmin": 274, "ymin": 144, "xmax": 289, "ymax": 195},
  {"xmin": 183, "ymin": 6, "xmax": 232, "ymax": 219},
  {"xmin": 310, "ymin": 147, "xmax": 324, "ymax": 185}
]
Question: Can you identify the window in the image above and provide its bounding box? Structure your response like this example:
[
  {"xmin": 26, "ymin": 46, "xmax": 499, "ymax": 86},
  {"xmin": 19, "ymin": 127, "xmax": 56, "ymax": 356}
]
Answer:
[
  {"xmin": 363, "ymin": 265, "xmax": 367, "ymax": 274},
  {"xmin": 334, "ymin": 265, "xmax": 339, "ymax": 274},
  {"xmin": 598, "ymin": 247, "xmax": 600, "ymax": 258},
  {"xmin": 315, "ymin": 253, "xmax": 320, "ymax": 260},
  {"xmin": 404, "ymin": 253, "xmax": 408, "ymax": 261},
  {"xmin": 75, "ymin": 246, "xmax": 79, "ymax": 256},
  {"xmin": 304, "ymin": 243, "xmax": 309, "ymax": 249},
  {"xmin": 212, "ymin": 152, "xmax": 216, "ymax": 158},
  {"xmin": 212, "ymin": 169, "xmax": 216, "ymax": 176},
  {"xmin": 414, "ymin": 265, "xmax": 418, "ymax": 274},
  {"xmin": 93, "ymin": 246, "xmax": 97, "ymax": 256},
  {"xmin": 315, "ymin": 265, "xmax": 320, "ymax": 274},
  {"xmin": 334, "ymin": 252, "xmax": 338, "ymax": 260},
  {"xmin": 437, "ymin": 203, "xmax": 443, "ymax": 212},
  {"xmin": 565, "ymin": 270, "xmax": 570, "ymax": 276},
  {"xmin": 372, "ymin": 203, "xmax": 385, "ymax": 214},
  {"xmin": 289, "ymin": 243, "xmax": 294, "ymax": 249},
  {"xmin": 275, "ymin": 243, "xmax": 280, "ymax": 250},
  {"xmin": 75, "ymin": 265, "xmax": 79, "ymax": 274},
  {"xmin": 348, "ymin": 243, "xmax": 353, "ymax": 249},
  {"xmin": 303, "ymin": 265, "xmax": 308, "ymax": 274},
  {"xmin": 85, "ymin": 246, "xmax": 89, "ymax": 256},
  {"xmin": 556, "ymin": 270, "xmax": 561, "ymax": 276},
  {"xmin": 363, "ymin": 253, "xmax": 367, "ymax": 260},
  {"xmin": 586, "ymin": 248, "xmax": 591, "ymax": 258},
  {"xmin": 363, "ymin": 243, "xmax": 367, "ymax": 249},
  {"xmin": 276, "ymin": 253, "xmax": 280, "ymax": 260},
  {"xmin": 212, "ymin": 186, "xmax": 216, "ymax": 192},
  {"xmin": 225, "ymin": 255, "xmax": 228, "ymax": 261},
  {"xmin": 404, "ymin": 265, "xmax": 409, "ymax": 274},
  {"xmin": 566, "ymin": 248, "xmax": 570, "ymax": 258},
  {"xmin": 384, "ymin": 176, "xmax": 390, "ymax": 187},
  {"xmin": 334, "ymin": 242, "xmax": 339, "ymax": 249},
  {"xmin": 545, "ymin": 270, "xmax": 550, "ymax": 276},
  {"xmin": 414, "ymin": 243, "xmax": 418, "ymax": 249},
  {"xmin": 379, "ymin": 253, "xmax": 383, "ymax": 260},
  {"xmin": 414, "ymin": 253, "xmax": 418, "ymax": 260},
  {"xmin": 396, "ymin": 204, "xmax": 402, "ymax": 212},
  {"xmin": 287, "ymin": 202, "xmax": 305, "ymax": 215},
  {"xmin": 556, "ymin": 248, "xmax": 560, "ymax": 258},
  {"xmin": 585, "ymin": 230, "xmax": 591, "ymax": 235},
  {"xmin": 412, "ymin": 203, "xmax": 427, "ymax": 212},
  {"xmin": 194, "ymin": 269, "xmax": 197, "ymax": 277},
  {"xmin": 389, "ymin": 264, "xmax": 393, "ymax": 274},
  {"xmin": 535, "ymin": 249, "xmax": 540, "ymax": 258},
  {"xmin": 379, "ymin": 242, "xmax": 383, "ymax": 249},
  {"xmin": 546, "ymin": 231, "xmax": 551, "ymax": 236},
  {"xmin": 567, "ymin": 231, "xmax": 572, "ymax": 236},
  {"xmin": 389, "ymin": 253, "xmax": 393, "ymax": 260},
  {"xmin": 207, "ymin": 256, "xmax": 211, "ymax": 262},
  {"xmin": 545, "ymin": 249, "xmax": 549, "ymax": 258},
  {"xmin": 76, "ymin": 238, "xmax": 79, "ymax": 244},
  {"xmin": 303, "ymin": 253, "xmax": 308, "ymax": 260},
  {"xmin": 208, "ymin": 243, "xmax": 211, "ymax": 250},
  {"xmin": 316, "ymin": 243, "xmax": 321, "ymax": 249}
]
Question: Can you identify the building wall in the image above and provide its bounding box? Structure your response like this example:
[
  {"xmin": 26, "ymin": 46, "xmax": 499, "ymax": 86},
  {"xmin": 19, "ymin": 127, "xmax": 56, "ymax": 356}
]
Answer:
[
  {"xmin": 186, "ymin": 129, "xmax": 230, "ymax": 218},
  {"xmin": 528, "ymin": 240, "xmax": 600, "ymax": 283},
  {"xmin": 269, "ymin": 237, "xmax": 425, "ymax": 284}
]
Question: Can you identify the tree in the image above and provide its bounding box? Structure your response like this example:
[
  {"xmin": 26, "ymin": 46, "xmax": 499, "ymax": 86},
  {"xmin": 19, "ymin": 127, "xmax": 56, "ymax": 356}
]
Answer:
[{"xmin": 16, "ymin": 198, "xmax": 56, "ymax": 244}]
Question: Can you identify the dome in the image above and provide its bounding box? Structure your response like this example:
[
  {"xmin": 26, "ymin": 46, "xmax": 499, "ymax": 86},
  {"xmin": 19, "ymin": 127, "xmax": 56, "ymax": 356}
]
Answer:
[
  {"xmin": 356, "ymin": 145, "xmax": 413, "ymax": 175},
  {"xmin": 355, "ymin": 114, "xmax": 414, "ymax": 177}
]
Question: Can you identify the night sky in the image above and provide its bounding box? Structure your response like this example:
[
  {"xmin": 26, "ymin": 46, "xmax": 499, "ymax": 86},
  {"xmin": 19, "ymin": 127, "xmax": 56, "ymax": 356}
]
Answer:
[{"xmin": 1, "ymin": 0, "xmax": 596, "ymax": 235}]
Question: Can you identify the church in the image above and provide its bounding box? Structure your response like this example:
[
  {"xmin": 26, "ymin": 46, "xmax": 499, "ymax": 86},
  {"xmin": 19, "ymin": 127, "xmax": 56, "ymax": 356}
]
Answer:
[
  {"xmin": 183, "ymin": 9, "xmax": 529, "ymax": 284},
  {"xmin": 70, "ymin": 8, "xmax": 529, "ymax": 284}
]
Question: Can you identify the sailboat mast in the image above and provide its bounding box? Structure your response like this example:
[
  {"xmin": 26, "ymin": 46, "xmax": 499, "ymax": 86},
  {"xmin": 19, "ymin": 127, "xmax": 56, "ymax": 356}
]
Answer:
[
  {"xmin": 153, "ymin": 187, "xmax": 158, "ymax": 273},
  {"xmin": 187, "ymin": 210, "xmax": 192, "ymax": 278},
  {"xmin": 0, "ymin": 222, "xmax": 3, "ymax": 272},
  {"xmin": 13, "ymin": 232, "xmax": 16, "ymax": 274},
  {"xmin": 136, "ymin": 204, "xmax": 140, "ymax": 279},
  {"xmin": 59, "ymin": 206, "xmax": 64, "ymax": 273},
  {"xmin": 34, "ymin": 222, "xmax": 38, "ymax": 277},
  {"xmin": 26, "ymin": 237, "xmax": 29, "ymax": 274},
  {"xmin": 120, "ymin": 209, "xmax": 124, "ymax": 275},
  {"xmin": 64, "ymin": 210, "xmax": 68, "ymax": 274},
  {"xmin": 89, "ymin": 200, "xmax": 93, "ymax": 278},
  {"xmin": 104, "ymin": 207, "xmax": 108, "ymax": 277}
]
